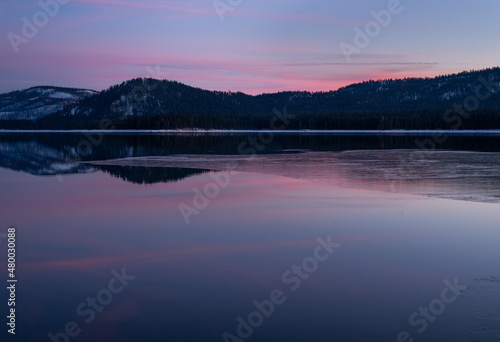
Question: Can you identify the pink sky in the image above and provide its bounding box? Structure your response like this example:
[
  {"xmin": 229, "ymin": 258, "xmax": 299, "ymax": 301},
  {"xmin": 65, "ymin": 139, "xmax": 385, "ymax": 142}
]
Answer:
[{"xmin": 1, "ymin": 0, "xmax": 500, "ymax": 94}]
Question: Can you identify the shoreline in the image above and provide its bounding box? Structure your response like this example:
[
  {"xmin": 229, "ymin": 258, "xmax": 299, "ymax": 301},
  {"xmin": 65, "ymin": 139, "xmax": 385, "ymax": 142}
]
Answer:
[{"xmin": 1, "ymin": 129, "xmax": 500, "ymax": 135}]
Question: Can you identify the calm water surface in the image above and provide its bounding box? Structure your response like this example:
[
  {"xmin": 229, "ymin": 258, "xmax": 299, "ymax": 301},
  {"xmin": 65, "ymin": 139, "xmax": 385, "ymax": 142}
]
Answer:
[{"xmin": 0, "ymin": 133, "xmax": 499, "ymax": 342}]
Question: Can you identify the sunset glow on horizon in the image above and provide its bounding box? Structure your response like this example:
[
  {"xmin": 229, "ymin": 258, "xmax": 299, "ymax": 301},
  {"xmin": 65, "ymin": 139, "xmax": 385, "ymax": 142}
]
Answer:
[{"xmin": 2, "ymin": 0, "xmax": 500, "ymax": 94}]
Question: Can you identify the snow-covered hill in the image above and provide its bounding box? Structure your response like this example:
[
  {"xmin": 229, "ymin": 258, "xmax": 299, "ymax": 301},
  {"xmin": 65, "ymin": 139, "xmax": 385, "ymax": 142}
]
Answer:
[{"xmin": 0, "ymin": 86, "xmax": 97, "ymax": 120}]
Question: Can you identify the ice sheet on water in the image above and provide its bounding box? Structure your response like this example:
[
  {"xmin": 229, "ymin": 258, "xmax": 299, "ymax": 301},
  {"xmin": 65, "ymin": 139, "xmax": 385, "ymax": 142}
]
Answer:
[{"xmin": 87, "ymin": 150, "xmax": 500, "ymax": 204}]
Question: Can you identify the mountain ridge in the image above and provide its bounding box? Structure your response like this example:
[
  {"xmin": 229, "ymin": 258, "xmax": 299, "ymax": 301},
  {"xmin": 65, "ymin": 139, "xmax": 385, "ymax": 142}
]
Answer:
[
  {"xmin": 58, "ymin": 67, "xmax": 500, "ymax": 118},
  {"xmin": 1, "ymin": 67, "xmax": 500, "ymax": 130},
  {"xmin": 0, "ymin": 86, "xmax": 97, "ymax": 120}
]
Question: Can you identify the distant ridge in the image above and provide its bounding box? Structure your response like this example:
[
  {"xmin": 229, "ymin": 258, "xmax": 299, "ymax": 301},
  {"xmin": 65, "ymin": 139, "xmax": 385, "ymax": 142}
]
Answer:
[
  {"xmin": 0, "ymin": 86, "xmax": 97, "ymax": 120},
  {"xmin": 1, "ymin": 67, "xmax": 500, "ymax": 130},
  {"xmin": 56, "ymin": 67, "xmax": 500, "ymax": 119}
]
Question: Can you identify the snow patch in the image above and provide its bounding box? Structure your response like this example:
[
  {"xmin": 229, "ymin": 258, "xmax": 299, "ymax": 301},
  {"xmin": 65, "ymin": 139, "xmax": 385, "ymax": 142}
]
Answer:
[
  {"xmin": 50, "ymin": 92, "xmax": 75, "ymax": 99},
  {"xmin": 442, "ymin": 91, "xmax": 457, "ymax": 100}
]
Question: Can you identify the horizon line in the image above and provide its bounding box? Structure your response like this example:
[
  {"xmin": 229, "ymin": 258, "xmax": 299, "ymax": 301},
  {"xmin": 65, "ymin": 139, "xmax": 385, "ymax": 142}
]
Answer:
[{"xmin": 3, "ymin": 65, "xmax": 499, "ymax": 97}]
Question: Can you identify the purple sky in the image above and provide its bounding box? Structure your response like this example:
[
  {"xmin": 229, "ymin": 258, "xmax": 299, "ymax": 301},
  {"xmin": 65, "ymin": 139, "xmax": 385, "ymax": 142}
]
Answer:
[{"xmin": 2, "ymin": 0, "xmax": 500, "ymax": 94}]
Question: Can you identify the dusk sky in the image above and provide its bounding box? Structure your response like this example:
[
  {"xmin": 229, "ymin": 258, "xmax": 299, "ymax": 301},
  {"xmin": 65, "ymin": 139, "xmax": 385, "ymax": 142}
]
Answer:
[{"xmin": 2, "ymin": 0, "xmax": 500, "ymax": 94}]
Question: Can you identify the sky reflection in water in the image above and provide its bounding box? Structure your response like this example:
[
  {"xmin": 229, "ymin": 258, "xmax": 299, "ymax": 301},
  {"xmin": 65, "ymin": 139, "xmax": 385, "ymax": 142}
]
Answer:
[{"xmin": 1, "ymin": 150, "xmax": 500, "ymax": 341}]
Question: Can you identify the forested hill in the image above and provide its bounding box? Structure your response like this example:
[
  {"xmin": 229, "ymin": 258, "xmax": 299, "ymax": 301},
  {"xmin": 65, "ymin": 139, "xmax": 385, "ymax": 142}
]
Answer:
[{"xmin": 2, "ymin": 67, "xmax": 500, "ymax": 130}]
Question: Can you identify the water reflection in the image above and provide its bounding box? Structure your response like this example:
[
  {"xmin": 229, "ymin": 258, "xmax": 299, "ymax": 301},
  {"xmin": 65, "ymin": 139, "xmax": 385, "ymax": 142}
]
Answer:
[
  {"xmin": 88, "ymin": 150, "xmax": 500, "ymax": 204},
  {"xmin": 0, "ymin": 139, "xmax": 90, "ymax": 176},
  {"xmin": 1, "ymin": 166, "xmax": 499, "ymax": 342},
  {"xmin": 0, "ymin": 137, "xmax": 211, "ymax": 183},
  {"xmin": 2, "ymin": 132, "xmax": 500, "ymax": 162},
  {"xmin": 96, "ymin": 165, "xmax": 209, "ymax": 185},
  {"xmin": 1, "ymin": 134, "xmax": 500, "ymax": 341},
  {"xmin": 2, "ymin": 133, "xmax": 500, "ymax": 202}
]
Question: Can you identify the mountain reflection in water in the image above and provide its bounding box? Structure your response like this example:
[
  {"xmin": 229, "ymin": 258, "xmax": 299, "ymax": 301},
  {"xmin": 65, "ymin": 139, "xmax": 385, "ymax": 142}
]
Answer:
[{"xmin": 1, "ymin": 133, "xmax": 500, "ymax": 203}]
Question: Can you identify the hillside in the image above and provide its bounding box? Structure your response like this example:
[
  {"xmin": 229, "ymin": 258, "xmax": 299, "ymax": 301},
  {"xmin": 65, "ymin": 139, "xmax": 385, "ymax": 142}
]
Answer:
[
  {"xmin": 0, "ymin": 86, "xmax": 97, "ymax": 120},
  {"xmin": 51, "ymin": 68, "xmax": 500, "ymax": 120},
  {"xmin": 1, "ymin": 67, "xmax": 500, "ymax": 130}
]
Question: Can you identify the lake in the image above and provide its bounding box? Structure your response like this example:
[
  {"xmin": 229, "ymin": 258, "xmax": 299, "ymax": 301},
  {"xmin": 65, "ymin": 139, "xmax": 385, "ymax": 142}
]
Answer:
[{"xmin": 1, "ymin": 132, "xmax": 500, "ymax": 342}]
